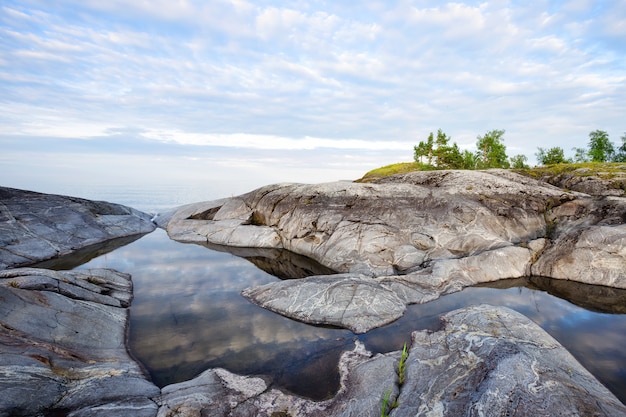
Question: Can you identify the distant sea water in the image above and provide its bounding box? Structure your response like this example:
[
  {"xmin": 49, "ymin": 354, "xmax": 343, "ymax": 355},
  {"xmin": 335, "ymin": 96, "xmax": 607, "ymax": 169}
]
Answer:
[{"xmin": 17, "ymin": 183, "xmax": 234, "ymax": 214}]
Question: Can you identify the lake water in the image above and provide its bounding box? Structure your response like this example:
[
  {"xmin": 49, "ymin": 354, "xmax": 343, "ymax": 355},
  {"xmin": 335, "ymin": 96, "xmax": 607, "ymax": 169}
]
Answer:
[{"xmin": 36, "ymin": 184, "xmax": 626, "ymax": 403}]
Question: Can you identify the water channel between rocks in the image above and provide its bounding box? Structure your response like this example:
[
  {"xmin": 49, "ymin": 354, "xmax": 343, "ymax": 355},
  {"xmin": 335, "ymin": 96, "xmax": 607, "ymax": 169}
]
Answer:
[{"xmin": 64, "ymin": 228, "xmax": 626, "ymax": 403}]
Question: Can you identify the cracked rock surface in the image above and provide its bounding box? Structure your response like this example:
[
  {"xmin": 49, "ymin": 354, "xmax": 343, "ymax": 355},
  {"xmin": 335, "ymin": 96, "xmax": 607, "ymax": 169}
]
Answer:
[
  {"xmin": 0, "ymin": 186, "xmax": 156, "ymax": 269},
  {"xmin": 0, "ymin": 268, "xmax": 160, "ymax": 417},
  {"xmin": 162, "ymin": 169, "xmax": 626, "ymax": 332}
]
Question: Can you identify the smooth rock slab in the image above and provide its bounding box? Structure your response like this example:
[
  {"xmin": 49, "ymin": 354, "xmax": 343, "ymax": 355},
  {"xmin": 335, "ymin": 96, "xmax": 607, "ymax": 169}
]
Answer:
[
  {"xmin": 0, "ymin": 187, "xmax": 156, "ymax": 269},
  {"xmin": 242, "ymin": 274, "xmax": 407, "ymax": 333},
  {"xmin": 0, "ymin": 268, "xmax": 159, "ymax": 417},
  {"xmin": 243, "ymin": 245, "xmax": 538, "ymax": 333},
  {"xmin": 533, "ymin": 223, "xmax": 626, "ymax": 288},
  {"xmin": 398, "ymin": 305, "xmax": 626, "ymax": 416}
]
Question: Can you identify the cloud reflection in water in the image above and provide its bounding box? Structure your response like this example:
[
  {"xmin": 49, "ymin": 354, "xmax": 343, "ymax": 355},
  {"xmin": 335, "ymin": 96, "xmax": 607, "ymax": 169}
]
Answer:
[{"xmin": 75, "ymin": 229, "xmax": 626, "ymax": 403}]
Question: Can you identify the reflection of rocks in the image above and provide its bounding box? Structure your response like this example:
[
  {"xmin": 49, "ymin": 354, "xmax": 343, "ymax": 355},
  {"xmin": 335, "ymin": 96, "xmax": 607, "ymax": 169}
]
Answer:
[
  {"xmin": 475, "ymin": 276, "xmax": 626, "ymax": 315},
  {"xmin": 201, "ymin": 244, "xmax": 337, "ymax": 279},
  {"xmin": 0, "ymin": 186, "xmax": 155, "ymax": 269},
  {"xmin": 529, "ymin": 276, "xmax": 626, "ymax": 314},
  {"xmin": 31, "ymin": 234, "xmax": 147, "ymax": 270},
  {"xmin": 0, "ymin": 268, "xmax": 159, "ymax": 416},
  {"xmin": 162, "ymin": 169, "xmax": 626, "ymax": 332},
  {"xmin": 154, "ymin": 306, "xmax": 626, "ymax": 417}
]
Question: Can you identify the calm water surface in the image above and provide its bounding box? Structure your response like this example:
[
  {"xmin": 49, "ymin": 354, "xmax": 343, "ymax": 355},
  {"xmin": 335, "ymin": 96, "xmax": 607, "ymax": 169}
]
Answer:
[{"xmin": 69, "ymin": 228, "xmax": 626, "ymax": 403}]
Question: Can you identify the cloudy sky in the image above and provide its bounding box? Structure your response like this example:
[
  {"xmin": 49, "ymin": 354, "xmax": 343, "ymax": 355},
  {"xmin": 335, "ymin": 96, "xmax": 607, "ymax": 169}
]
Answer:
[{"xmin": 1, "ymin": 1, "xmax": 625, "ymax": 200}]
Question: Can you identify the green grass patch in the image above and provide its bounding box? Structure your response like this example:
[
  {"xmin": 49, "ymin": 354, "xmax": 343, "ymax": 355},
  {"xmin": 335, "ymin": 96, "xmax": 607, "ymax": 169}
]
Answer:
[
  {"xmin": 397, "ymin": 342, "xmax": 409, "ymax": 386},
  {"xmin": 356, "ymin": 162, "xmax": 434, "ymax": 182},
  {"xmin": 380, "ymin": 388, "xmax": 398, "ymax": 417},
  {"xmin": 356, "ymin": 161, "xmax": 626, "ymax": 183},
  {"xmin": 514, "ymin": 162, "xmax": 626, "ymax": 180}
]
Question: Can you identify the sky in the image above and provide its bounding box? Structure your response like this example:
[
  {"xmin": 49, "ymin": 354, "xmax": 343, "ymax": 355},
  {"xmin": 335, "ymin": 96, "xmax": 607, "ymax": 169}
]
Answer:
[{"xmin": 1, "ymin": 0, "xmax": 625, "ymax": 201}]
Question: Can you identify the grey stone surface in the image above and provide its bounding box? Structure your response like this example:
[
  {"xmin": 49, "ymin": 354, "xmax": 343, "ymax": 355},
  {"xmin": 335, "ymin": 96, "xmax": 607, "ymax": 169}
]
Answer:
[
  {"xmin": 396, "ymin": 305, "xmax": 626, "ymax": 417},
  {"xmin": 1, "ymin": 184, "xmax": 625, "ymax": 415},
  {"xmin": 163, "ymin": 169, "xmax": 626, "ymax": 332},
  {"xmin": 154, "ymin": 306, "xmax": 626, "ymax": 417},
  {"xmin": 0, "ymin": 186, "xmax": 156, "ymax": 269},
  {"xmin": 0, "ymin": 268, "xmax": 159, "ymax": 417},
  {"xmin": 526, "ymin": 165, "xmax": 626, "ymax": 197},
  {"xmin": 157, "ymin": 368, "xmax": 268, "ymax": 417},
  {"xmin": 243, "ymin": 274, "xmax": 407, "ymax": 333}
]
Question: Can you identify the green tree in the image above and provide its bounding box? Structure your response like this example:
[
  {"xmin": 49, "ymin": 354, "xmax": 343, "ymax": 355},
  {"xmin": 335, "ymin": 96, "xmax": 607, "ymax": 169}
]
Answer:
[
  {"xmin": 572, "ymin": 147, "xmax": 589, "ymax": 163},
  {"xmin": 536, "ymin": 147, "xmax": 570, "ymax": 165},
  {"xmin": 414, "ymin": 129, "xmax": 465, "ymax": 169},
  {"xmin": 433, "ymin": 129, "xmax": 464, "ymax": 169},
  {"xmin": 462, "ymin": 150, "xmax": 478, "ymax": 170},
  {"xmin": 614, "ymin": 133, "xmax": 626, "ymax": 162},
  {"xmin": 413, "ymin": 133, "xmax": 435, "ymax": 166},
  {"xmin": 588, "ymin": 130, "xmax": 614, "ymax": 162},
  {"xmin": 510, "ymin": 154, "xmax": 529, "ymax": 169},
  {"xmin": 475, "ymin": 129, "xmax": 509, "ymax": 169}
]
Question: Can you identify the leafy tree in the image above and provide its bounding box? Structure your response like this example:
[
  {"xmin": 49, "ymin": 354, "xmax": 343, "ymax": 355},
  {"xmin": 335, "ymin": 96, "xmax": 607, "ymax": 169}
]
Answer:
[
  {"xmin": 510, "ymin": 154, "xmax": 529, "ymax": 169},
  {"xmin": 614, "ymin": 133, "xmax": 626, "ymax": 162},
  {"xmin": 475, "ymin": 129, "xmax": 509, "ymax": 169},
  {"xmin": 588, "ymin": 130, "xmax": 614, "ymax": 162},
  {"xmin": 572, "ymin": 147, "xmax": 589, "ymax": 163},
  {"xmin": 414, "ymin": 129, "xmax": 465, "ymax": 169},
  {"xmin": 461, "ymin": 150, "xmax": 478, "ymax": 170},
  {"xmin": 433, "ymin": 129, "xmax": 464, "ymax": 169},
  {"xmin": 413, "ymin": 133, "xmax": 435, "ymax": 166},
  {"xmin": 536, "ymin": 147, "xmax": 570, "ymax": 165}
]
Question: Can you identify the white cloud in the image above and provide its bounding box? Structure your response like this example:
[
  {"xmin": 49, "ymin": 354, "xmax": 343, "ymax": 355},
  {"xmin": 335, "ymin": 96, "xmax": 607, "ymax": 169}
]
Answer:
[
  {"xmin": 1, "ymin": 0, "xmax": 625, "ymax": 173},
  {"xmin": 141, "ymin": 130, "xmax": 411, "ymax": 151}
]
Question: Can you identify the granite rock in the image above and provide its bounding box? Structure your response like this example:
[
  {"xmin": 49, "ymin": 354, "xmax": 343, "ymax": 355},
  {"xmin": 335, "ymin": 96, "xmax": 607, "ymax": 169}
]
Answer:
[
  {"xmin": 163, "ymin": 169, "xmax": 626, "ymax": 332},
  {"xmin": 0, "ymin": 268, "xmax": 160, "ymax": 417},
  {"xmin": 0, "ymin": 187, "xmax": 156, "ymax": 269}
]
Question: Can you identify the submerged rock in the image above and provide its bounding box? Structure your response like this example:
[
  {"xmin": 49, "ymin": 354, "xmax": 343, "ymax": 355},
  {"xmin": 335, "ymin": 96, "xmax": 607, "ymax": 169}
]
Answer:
[
  {"xmin": 0, "ymin": 187, "xmax": 156, "ymax": 269},
  {"xmin": 0, "ymin": 268, "xmax": 160, "ymax": 416},
  {"xmin": 162, "ymin": 169, "xmax": 626, "ymax": 332}
]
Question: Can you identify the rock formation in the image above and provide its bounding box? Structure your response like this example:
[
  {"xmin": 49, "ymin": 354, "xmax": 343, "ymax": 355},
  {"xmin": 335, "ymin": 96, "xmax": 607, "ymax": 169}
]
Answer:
[
  {"xmin": 161, "ymin": 169, "xmax": 626, "ymax": 332},
  {"xmin": 1, "ymin": 173, "xmax": 625, "ymax": 415},
  {"xmin": 0, "ymin": 268, "xmax": 160, "ymax": 416},
  {"xmin": 3, "ymin": 270, "xmax": 624, "ymax": 415},
  {"xmin": 0, "ymin": 187, "xmax": 156, "ymax": 269}
]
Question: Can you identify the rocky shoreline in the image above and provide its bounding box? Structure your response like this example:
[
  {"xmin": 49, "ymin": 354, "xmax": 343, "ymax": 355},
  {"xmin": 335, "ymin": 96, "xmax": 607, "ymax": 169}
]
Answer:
[
  {"xmin": 1, "ymin": 168, "xmax": 625, "ymax": 416},
  {"xmin": 160, "ymin": 169, "xmax": 625, "ymax": 332}
]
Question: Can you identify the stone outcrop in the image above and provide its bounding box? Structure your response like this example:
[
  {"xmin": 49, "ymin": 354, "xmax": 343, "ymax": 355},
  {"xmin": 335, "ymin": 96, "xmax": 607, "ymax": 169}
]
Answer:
[
  {"xmin": 521, "ymin": 165, "xmax": 626, "ymax": 197},
  {"xmin": 3, "ymin": 274, "xmax": 624, "ymax": 416},
  {"xmin": 152, "ymin": 305, "xmax": 626, "ymax": 416},
  {"xmin": 0, "ymin": 268, "xmax": 160, "ymax": 417},
  {"xmin": 161, "ymin": 169, "xmax": 626, "ymax": 332},
  {"xmin": 0, "ymin": 187, "xmax": 156, "ymax": 270},
  {"xmin": 1, "ymin": 183, "xmax": 625, "ymax": 415}
]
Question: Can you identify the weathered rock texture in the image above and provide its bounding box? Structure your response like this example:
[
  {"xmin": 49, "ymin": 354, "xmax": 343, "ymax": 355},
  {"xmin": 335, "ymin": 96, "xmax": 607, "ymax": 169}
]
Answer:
[
  {"xmin": 0, "ymin": 187, "xmax": 156, "ymax": 269},
  {"xmin": 521, "ymin": 165, "xmax": 626, "ymax": 197},
  {"xmin": 0, "ymin": 268, "xmax": 160, "ymax": 417},
  {"xmin": 1, "ymin": 185, "xmax": 625, "ymax": 415},
  {"xmin": 162, "ymin": 169, "xmax": 626, "ymax": 332},
  {"xmin": 153, "ymin": 305, "xmax": 626, "ymax": 417}
]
